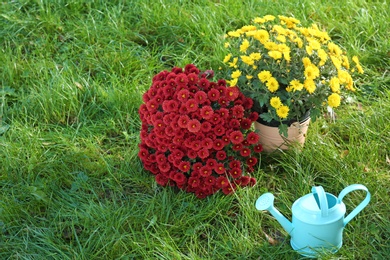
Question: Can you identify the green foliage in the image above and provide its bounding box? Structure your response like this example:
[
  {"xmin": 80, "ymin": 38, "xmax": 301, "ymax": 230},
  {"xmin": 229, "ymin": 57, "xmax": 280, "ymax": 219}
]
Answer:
[{"xmin": 0, "ymin": 0, "xmax": 389, "ymax": 259}]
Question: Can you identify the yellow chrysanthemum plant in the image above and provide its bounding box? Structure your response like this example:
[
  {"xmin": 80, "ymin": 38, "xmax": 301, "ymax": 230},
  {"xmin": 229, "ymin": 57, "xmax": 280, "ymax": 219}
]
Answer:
[{"xmin": 222, "ymin": 15, "xmax": 364, "ymax": 137}]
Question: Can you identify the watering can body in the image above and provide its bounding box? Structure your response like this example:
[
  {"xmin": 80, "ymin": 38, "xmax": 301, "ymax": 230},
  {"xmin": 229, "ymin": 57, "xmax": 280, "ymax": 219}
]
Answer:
[{"xmin": 255, "ymin": 184, "xmax": 370, "ymax": 258}]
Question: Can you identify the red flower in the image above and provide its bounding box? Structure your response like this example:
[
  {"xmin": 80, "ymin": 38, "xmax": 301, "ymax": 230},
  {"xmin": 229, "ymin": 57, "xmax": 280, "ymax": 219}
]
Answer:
[
  {"xmin": 232, "ymin": 105, "xmax": 244, "ymax": 118},
  {"xmin": 237, "ymin": 176, "xmax": 251, "ymax": 187},
  {"xmin": 229, "ymin": 167, "xmax": 242, "ymax": 179},
  {"xmin": 201, "ymin": 137, "xmax": 214, "ymax": 149},
  {"xmin": 185, "ymin": 99, "xmax": 198, "ymax": 112},
  {"xmin": 177, "ymin": 89, "xmax": 190, "ymax": 103},
  {"xmin": 232, "ymin": 143, "xmax": 243, "ymax": 151},
  {"xmin": 198, "ymin": 78, "xmax": 210, "ymax": 90},
  {"xmin": 206, "ymin": 158, "xmax": 217, "ymax": 170},
  {"xmin": 178, "ymin": 161, "xmax": 191, "ymax": 172},
  {"xmin": 246, "ymin": 132, "xmax": 260, "ymax": 144},
  {"xmin": 187, "ymin": 73, "xmax": 199, "ymax": 85},
  {"xmin": 199, "ymin": 166, "xmax": 212, "ymax": 177},
  {"xmin": 178, "ymin": 115, "xmax": 190, "ymax": 128},
  {"xmin": 156, "ymin": 174, "xmax": 169, "ymax": 186},
  {"xmin": 194, "ymin": 91, "xmax": 207, "ymax": 104},
  {"xmin": 216, "ymin": 176, "xmax": 229, "ymax": 188},
  {"xmin": 225, "ymin": 86, "xmax": 240, "ymax": 101},
  {"xmin": 246, "ymin": 157, "xmax": 258, "ymax": 167},
  {"xmin": 249, "ymin": 111, "xmax": 259, "ymax": 122},
  {"xmin": 200, "ymin": 105, "xmax": 214, "ymax": 120},
  {"xmin": 205, "ymin": 175, "xmax": 216, "ymax": 186},
  {"xmin": 197, "ymin": 148, "xmax": 210, "ymax": 159},
  {"xmin": 240, "ymin": 118, "xmax": 252, "ymax": 129},
  {"xmin": 229, "ymin": 119, "xmax": 240, "ymax": 129},
  {"xmin": 207, "ymin": 88, "xmax": 220, "ymax": 101},
  {"xmin": 243, "ymin": 97, "xmax": 254, "ymax": 110},
  {"xmin": 217, "ymin": 108, "xmax": 229, "ymax": 119},
  {"xmin": 175, "ymin": 73, "xmax": 189, "ymax": 87},
  {"xmin": 188, "ymin": 176, "xmax": 200, "ymax": 188},
  {"xmin": 222, "ymin": 183, "xmax": 236, "ymax": 195},
  {"xmin": 216, "ymin": 151, "xmax": 227, "ymax": 161},
  {"xmin": 214, "ymin": 163, "xmax": 226, "ymax": 174},
  {"xmin": 229, "ymin": 160, "xmax": 241, "ymax": 169},
  {"xmin": 253, "ymin": 144, "xmax": 264, "ymax": 153},
  {"xmin": 240, "ymin": 147, "xmax": 251, "ymax": 157},
  {"xmin": 214, "ymin": 125, "xmax": 226, "ymax": 136},
  {"xmin": 174, "ymin": 172, "xmax": 187, "ymax": 184},
  {"xmin": 138, "ymin": 148, "xmax": 149, "ymax": 160},
  {"xmin": 192, "ymin": 162, "xmax": 203, "ymax": 171},
  {"xmin": 229, "ymin": 130, "xmax": 244, "ymax": 144},
  {"xmin": 187, "ymin": 119, "xmax": 201, "ymax": 133},
  {"xmin": 212, "ymin": 139, "xmax": 225, "ymax": 151}
]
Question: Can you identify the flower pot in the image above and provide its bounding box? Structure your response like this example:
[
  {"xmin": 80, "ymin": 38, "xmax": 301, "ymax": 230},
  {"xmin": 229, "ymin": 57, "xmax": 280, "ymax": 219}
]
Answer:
[{"xmin": 254, "ymin": 117, "xmax": 311, "ymax": 152}]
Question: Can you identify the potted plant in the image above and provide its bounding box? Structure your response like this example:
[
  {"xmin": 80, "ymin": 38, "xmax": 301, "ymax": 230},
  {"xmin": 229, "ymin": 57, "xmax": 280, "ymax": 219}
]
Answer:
[
  {"xmin": 221, "ymin": 15, "xmax": 364, "ymax": 151},
  {"xmin": 138, "ymin": 64, "xmax": 262, "ymax": 198}
]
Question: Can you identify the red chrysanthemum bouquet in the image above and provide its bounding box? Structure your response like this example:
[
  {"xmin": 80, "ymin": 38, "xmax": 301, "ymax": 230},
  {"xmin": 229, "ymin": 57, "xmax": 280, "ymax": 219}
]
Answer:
[{"xmin": 138, "ymin": 64, "xmax": 263, "ymax": 198}]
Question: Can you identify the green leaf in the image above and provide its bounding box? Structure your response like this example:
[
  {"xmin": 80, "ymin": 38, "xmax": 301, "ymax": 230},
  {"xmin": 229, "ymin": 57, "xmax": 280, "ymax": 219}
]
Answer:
[
  {"xmin": 260, "ymin": 113, "xmax": 273, "ymax": 122},
  {"xmin": 279, "ymin": 123, "xmax": 288, "ymax": 137},
  {"xmin": 310, "ymin": 108, "xmax": 321, "ymax": 122}
]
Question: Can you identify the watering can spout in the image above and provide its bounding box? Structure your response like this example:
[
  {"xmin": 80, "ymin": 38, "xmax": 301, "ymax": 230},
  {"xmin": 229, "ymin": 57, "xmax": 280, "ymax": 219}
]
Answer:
[{"xmin": 255, "ymin": 193, "xmax": 294, "ymax": 235}]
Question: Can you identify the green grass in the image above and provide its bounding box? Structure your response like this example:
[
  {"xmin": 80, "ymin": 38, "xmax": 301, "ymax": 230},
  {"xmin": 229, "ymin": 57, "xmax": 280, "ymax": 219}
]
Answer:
[{"xmin": 1, "ymin": 0, "xmax": 389, "ymax": 259}]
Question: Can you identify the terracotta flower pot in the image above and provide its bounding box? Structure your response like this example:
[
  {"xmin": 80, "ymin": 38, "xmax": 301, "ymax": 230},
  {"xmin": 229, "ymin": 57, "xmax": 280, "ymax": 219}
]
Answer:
[{"xmin": 254, "ymin": 118, "xmax": 311, "ymax": 152}]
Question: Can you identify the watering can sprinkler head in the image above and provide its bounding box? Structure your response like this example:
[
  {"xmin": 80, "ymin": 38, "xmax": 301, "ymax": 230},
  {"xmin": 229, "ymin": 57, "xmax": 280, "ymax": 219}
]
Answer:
[{"xmin": 255, "ymin": 193, "xmax": 275, "ymax": 211}]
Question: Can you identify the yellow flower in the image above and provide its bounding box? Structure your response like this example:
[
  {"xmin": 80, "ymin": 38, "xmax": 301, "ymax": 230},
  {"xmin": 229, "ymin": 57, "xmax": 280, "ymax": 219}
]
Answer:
[
  {"xmin": 249, "ymin": 52, "xmax": 261, "ymax": 60},
  {"xmin": 228, "ymin": 30, "xmax": 241, "ymax": 37},
  {"xmin": 328, "ymin": 93, "xmax": 341, "ymax": 108},
  {"xmin": 231, "ymin": 70, "xmax": 242, "ymax": 79},
  {"xmin": 283, "ymin": 51, "xmax": 291, "ymax": 62},
  {"xmin": 223, "ymin": 54, "xmax": 232, "ymax": 63},
  {"xmin": 328, "ymin": 42, "xmax": 342, "ymax": 57},
  {"xmin": 258, "ymin": 70, "xmax": 272, "ymax": 83},
  {"xmin": 330, "ymin": 55, "xmax": 342, "ymax": 69},
  {"xmin": 270, "ymin": 97, "xmax": 282, "ymax": 108},
  {"xmin": 224, "ymin": 42, "xmax": 230, "ymax": 48},
  {"xmin": 342, "ymin": 55, "xmax": 350, "ymax": 69},
  {"xmin": 253, "ymin": 30, "xmax": 270, "ymax": 44},
  {"xmin": 304, "ymin": 64, "xmax": 320, "ymax": 80},
  {"xmin": 246, "ymin": 75, "xmax": 253, "ymax": 80},
  {"xmin": 240, "ymin": 39, "xmax": 250, "ymax": 52},
  {"xmin": 240, "ymin": 55, "xmax": 254, "ymax": 65},
  {"xmin": 329, "ymin": 77, "xmax": 340, "ymax": 93},
  {"xmin": 289, "ymin": 79, "xmax": 304, "ymax": 91},
  {"xmin": 276, "ymin": 105, "xmax": 289, "ymax": 119},
  {"xmin": 229, "ymin": 57, "xmax": 238, "ymax": 67},
  {"xmin": 306, "ymin": 45, "xmax": 313, "ymax": 55},
  {"xmin": 308, "ymin": 38, "xmax": 321, "ymax": 50},
  {"xmin": 276, "ymin": 35, "xmax": 286, "ymax": 43},
  {"xmin": 278, "ymin": 15, "xmax": 300, "ymax": 29},
  {"xmin": 304, "ymin": 79, "xmax": 316, "ymax": 94},
  {"xmin": 268, "ymin": 50, "xmax": 283, "ymax": 60},
  {"xmin": 302, "ymin": 57, "xmax": 311, "ymax": 68},
  {"xmin": 241, "ymin": 25, "xmax": 257, "ymax": 32},
  {"xmin": 228, "ymin": 78, "xmax": 238, "ymax": 86},
  {"xmin": 352, "ymin": 56, "xmax": 364, "ymax": 74},
  {"xmin": 266, "ymin": 77, "xmax": 279, "ymax": 92},
  {"xmin": 317, "ymin": 49, "xmax": 328, "ymax": 66},
  {"xmin": 263, "ymin": 15, "xmax": 276, "ymax": 21},
  {"xmin": 263, "ymin": 41, "xmax": 278, "ymax": 50},
  {"xmin": 253, "ymin": 17, "xmax": 266, "ymax": 24}
]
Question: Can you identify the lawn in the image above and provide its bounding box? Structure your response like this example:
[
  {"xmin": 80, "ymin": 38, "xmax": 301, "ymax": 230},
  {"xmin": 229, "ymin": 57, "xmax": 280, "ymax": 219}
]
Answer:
[{"xmin": 0, "ymin": 0, "xmax": 389, "ymax": 259}]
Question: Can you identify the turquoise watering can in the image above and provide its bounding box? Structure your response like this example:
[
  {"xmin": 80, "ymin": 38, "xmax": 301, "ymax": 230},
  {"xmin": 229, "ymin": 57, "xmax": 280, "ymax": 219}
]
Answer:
[{"xmin": 255, "ymin": 184, "xmax": 370, "ymax": 258}]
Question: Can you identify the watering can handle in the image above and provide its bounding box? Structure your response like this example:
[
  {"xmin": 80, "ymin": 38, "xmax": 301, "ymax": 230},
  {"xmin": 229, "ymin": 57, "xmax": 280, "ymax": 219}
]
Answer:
[
  {"xmin": 338, "ymin": 184, "xmax": 371, "ymax": 226},
  {"xmin": 312, "ymin": 186, "xmax": 329, "ymax": 217}
]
